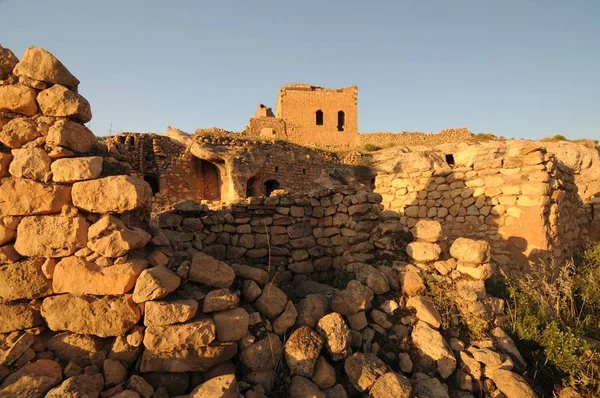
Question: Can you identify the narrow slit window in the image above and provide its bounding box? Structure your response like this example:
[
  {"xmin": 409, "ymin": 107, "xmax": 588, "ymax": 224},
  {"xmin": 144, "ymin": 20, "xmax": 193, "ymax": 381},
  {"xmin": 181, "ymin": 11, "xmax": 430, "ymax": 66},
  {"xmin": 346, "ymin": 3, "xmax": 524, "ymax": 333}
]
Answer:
[
  {"xmin": 316, "ymin": 110, "xmax": 324, "ymax": 125},
  {"xmin": 337, "ymin": 111, "xmax": 345, "ymax": 131}
]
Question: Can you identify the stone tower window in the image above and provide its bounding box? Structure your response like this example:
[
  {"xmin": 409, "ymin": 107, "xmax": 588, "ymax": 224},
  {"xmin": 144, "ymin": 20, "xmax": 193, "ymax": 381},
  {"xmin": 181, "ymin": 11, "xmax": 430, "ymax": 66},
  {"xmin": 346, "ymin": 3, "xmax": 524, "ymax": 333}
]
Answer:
[
  {"xmin": 316, "ymin": 110, "xmax": 324, "ymax": 126},
  {"xmin": 264, "ymin": 179, "xmax": 280, "ymax": 196},
  {"xmin": 337, "ymin": 111, "xmax": 345, "ymax": 131}
]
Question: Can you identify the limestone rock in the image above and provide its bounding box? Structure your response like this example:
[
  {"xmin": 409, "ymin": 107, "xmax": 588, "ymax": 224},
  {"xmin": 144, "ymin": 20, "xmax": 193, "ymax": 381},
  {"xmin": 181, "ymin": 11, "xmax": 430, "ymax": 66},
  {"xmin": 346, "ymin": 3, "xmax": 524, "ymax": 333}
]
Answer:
[
  {"xmin": 0, "ymin": 153, "xmax": 12, "ymax": 178},
  {"xmin": 272, "ymin": 300, "xmax": 297, "ymax": 335},
  {"xmin": 370, "ymin": 372, "xmax": 412, "ymax": 398},
  {"xmin": 46, "ymin": 119, "xmax": 96, "ymax": 153},
  {"xmin": 0, "ymin": 258, "xmax": 52, "ymax": 301},
  {"xmin": 14, "ymin": 214, "xmax": 89, "ymax": 257},
  {"xmin": 411, "ymin": 321, "xmax": 456, "ymax": 379},
  {"xmin": 450, "ymin": 237, "xmax": 491, "ymax": 264},
  {"xmin": 0, "ymin": 178, "xmax": 71, "ymax": 216},
  {"xmin": 0, "ymin": 46, "xmax": 18, "ymax": 79},
  {"xmin": 87, "ymin": 215, "xmax": 151, "ymax": 257},
  {"xmin": 143, "ymin": 319, "xmax": 216, "ymax": 353},
  {"xmin": 140, "ymin": 342, "xmax": 237, "ymax": 373},
  {"xmin": 486, "ymin": 368, "xmax": 537, "ymax": 398},
  {"xmin": 189, "ymin": 252, "xmax": 235, "ymax": 288},
  {"xmin": 231, "ymin": 263, "xmax": 268, "ymax": 285},
  {"xmin": 0, "ymin": 331, "xmax": 34, "ymax": 366},
  {"xmin": 492, "ymin": 327, "xmax": 527, "ymax": 370},
  {"xmin": 312, "ymin": 356, "xmax": 336, "ymax": 389},
  {"xmin": 412, "ymin": 220, "xmax": 443, "ymax": 243},
  {"xmin": 41, "ymin": 294, "xmax": 141, "ymax": 337},
  {"xmin": 331, "ymin": 280, "xmax": 373, "ymax": 316},
  {"xmin": 108, "ymin": 325, "xmax": 144, "ymax": 366},
  {"xmin": 344, "ymin": 352, "xmax": 387, "ymax": 392},
  {"xmin": 288, "ymin": 376, "xmax": 325, "ymax": 398},
  {"xmin": 214, "ymin": 307, "xmax": 249, "ymax": 342},
  {"xmin": 0, "ymin": 359, "xmax": 62, "ymax": 398},
  {"xmin": 53, "ymin": 256, "xmax": 147, "ymax": 295},
  {"xmin": 13, "ymin": 46, "xmax": 80, "ymax": 90},
  {"xmin": 132, "ymin": 265, "xmax": 181, "ymax": 303},
  {"xmin": 202, "ymin": 289, "xmax": 240, "ymax": 313},
  {"xmin": 45, "ymin": 373, "xmax": 104, "ymax": 398},
  {"xmin": 0, "ymin": 302, "xmax": 42, "ymax": 333},
  {"xmin": 316, "ymin": 313, "xmax": 350, "ymax": 361},
  {"xmin": 37, "ymin": 84, "xmax": 91, "ymax": 123},
  {"xmin": 9, "ymin": 146, "xmax": 51, "ymax": 181},
  {"xmin": 406, "ymin": 241, "xmax": 442, "ymax": 262},
  {"xmin": 406, "ymin": 296, "xmax": 442, "ymax": 329},
  {"xmin": 296, "ymin": 294, "xmax": 329, "ymax": 328},
  {"xmin": 240, "ymin": 333, "xmax": 283, "ymax": 372},
  {"xmin": 353, "ymin": 263, "xmax": 389, "ymax": 294},
  {"xmin": 253, "ymin": 283, "xmax": 288, "ymax": 318},
  {"xmin": 0, "ymin": 86, "xmax": 38, "ymax": 116},
  {"xmin": 72, "ymin": 175, "xmax": 152, "ymax": 213},
  {"xmin": 285, "ymin": 326, "xmax": 324, "ymax": 377},
  {"xmin": 46, "ymin": 332, "xmax": 103, "ymax": 367},
  {"xmin": 189, "ymin": 374, "xmax": 238, "ymax": 398},
  {"xmin": 144, "ymin": 299, "xmax": 198, "ymax": 326},
  {"xmin": 51, "ymin": 156, "xmax": 102, "ymax": 183},
  {"xmin": 0, "ymin": 244, "xmax": 20, "ymax": 264},
  {"xmin": 411, "ymin": 372, "xmax": 449, "ymax": 398}
]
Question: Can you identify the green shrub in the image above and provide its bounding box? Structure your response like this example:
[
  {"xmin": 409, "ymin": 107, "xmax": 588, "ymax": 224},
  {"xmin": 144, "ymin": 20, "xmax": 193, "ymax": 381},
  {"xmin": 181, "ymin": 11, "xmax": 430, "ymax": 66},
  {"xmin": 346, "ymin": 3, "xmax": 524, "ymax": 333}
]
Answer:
[
  {"xmin": 541, "ymin": 134, "xmax": 568, "ymax": 142},
  {"xmin": 362, "ymin": 143, "xmax": 382, "ymax": 152}
]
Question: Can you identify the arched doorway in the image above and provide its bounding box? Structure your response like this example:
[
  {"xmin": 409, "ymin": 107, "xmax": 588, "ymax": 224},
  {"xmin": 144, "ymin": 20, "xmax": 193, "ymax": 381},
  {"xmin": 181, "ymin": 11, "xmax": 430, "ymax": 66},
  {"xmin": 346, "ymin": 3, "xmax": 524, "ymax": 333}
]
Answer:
[
  {"xmin": 144, "ymin": 174, "xmax": 160, "ymax": 195},
  {"xmin": 264, "ymin": 179, "xmax": 280, "ymax": 197},
  {"xmin": 246, "ymin": 177, "xmax": 258, "ymax": 198},
  {"xmin": 192, "ymin": 158, "xmax": 222, "ymax": 201}
]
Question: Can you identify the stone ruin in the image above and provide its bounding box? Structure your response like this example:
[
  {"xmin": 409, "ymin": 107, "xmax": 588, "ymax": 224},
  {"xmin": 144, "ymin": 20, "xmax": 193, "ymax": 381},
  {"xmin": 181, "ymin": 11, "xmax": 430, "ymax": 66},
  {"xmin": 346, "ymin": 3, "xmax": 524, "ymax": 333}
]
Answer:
[{"xmin": 0, "ymin": 44, "xmax": 596, "ymax": 397}]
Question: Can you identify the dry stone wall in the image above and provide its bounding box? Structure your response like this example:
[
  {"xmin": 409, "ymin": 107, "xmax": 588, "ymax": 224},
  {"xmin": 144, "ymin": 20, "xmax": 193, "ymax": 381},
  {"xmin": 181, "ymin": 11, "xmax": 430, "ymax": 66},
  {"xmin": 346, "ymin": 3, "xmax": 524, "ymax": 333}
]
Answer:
[{"xmin": 360, "ymin": 128, "xmax": 474, "ymax": 148}]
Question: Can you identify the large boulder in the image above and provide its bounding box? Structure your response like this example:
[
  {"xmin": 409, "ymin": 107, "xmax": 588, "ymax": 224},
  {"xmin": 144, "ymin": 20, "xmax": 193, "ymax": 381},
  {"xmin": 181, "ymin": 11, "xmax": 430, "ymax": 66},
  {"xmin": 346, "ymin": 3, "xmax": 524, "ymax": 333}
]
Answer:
[
  {"xmin": 144, "ymin": 299, "xmax": 198, "ymax": 327},
  {"xmin": 0, "ymin": 302, "xmax": 42, "ymax": 333},
  {"xmin": 140, "ymin": 342, "xmax": 237, "ymax": 373},
  {"xmin": 450, "ymin": 237, "xmax": 491, "ymax": 264},
  {"xmin": 37, "ymin": 84, "xmax": 91, "ymax": 123},
  {"xmin": 46, "ymin": 119, "xmax": 96, "ymax": 153},
  {"xmin": 14, "ymin": 214, "xmax": 89, "ymax": 257},
  {"xmin": 52, "ymin": 256, "xmax": 147, "ymax": 295},
  {"xmin": 41, "ymin": 294, "xmax": 141, "ymax": 337},
  {"xmin": 143, "ymin": 319, "xmax": 216, "ymax": 351},
  {"xmin": 0, "ymin": 359, "xmax": 62, "ymax": 398},
  {"xmin": 411, "ymin": 321, "xmax": 456, "ymax": 379},
  {"xmin": 0, "ymin": 258, "xmax": 53, "ymax": 301},
  {"xmin": 132, "ymin": 265, "xmax": 181, "ymax": 303},
  {"xmin": 13, "ymin": 46, "xmax": 80, "ymax": 90},
  {"xmin": 0, "ymin": 118, "xmax": 39, "ymax": 149},
  {"xmin": 45, "ymin": 373, "xmax": 104, "ymax": 398},
  {"xmin": 72, "ymin": 175, "xmax": 152, "ymax": 213},
  {"xmin": 284, "ymin": 326, "xmax": 324, "ymax": 377},
  {"xmin": 0, "ymin": 46, "xmax": 18, "ymax": 79},
  {"xmin": 411, "ymin": 220, "xmax": 443, "ymax": 243},
  {"xmin": 406, "ymin": 242, "xmax": 442, "ymax": 263},
  {"xmin": 87, "ymin": 215, "xmax": 151, "ymax": 257},
  {"xmin": 0, "ymin": 86, "xmax": 38, "ymax": 116},
  {"xmin": 189, "ymin": 252, "xmax": 235, "ymax": 288},
  {"xmin": 51, "ymin": 156, "xmax": 102, "ymax": 183},
  {"xmin": 0, "ymin": 178, "xmax": 71, "ymax": 216},
  {"xmin": 9, "ymin": 146, "xmax": 51, "ymax": 181}
]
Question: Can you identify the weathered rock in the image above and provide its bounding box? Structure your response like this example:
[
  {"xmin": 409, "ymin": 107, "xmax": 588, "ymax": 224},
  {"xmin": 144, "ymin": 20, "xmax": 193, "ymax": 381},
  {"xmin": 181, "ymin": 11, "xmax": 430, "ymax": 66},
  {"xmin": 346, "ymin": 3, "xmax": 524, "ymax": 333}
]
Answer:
[
  {"xmin": 189, "ymin": 374, "xmax": 238, "ymax": 398},
  {"xmin": 45, "ymin": 372, "xmax": 104, "ymax": 398},
  {"xmin": 144, "ymin": 299, "xmax": 198, "ymax": 326},
  {"xmin": 37, "ymin": 84, "xmax": 91, "ymax": 122},
  {"xmin": 370, "ymin": 372, "xmax": 412, "ymax": 398},
  {"xmin": 353, "ymin": 263, "xmax": 390, "ymax": 294},
  {"xmin": 142, "ymin": 373, "xmax": 190, "ymax": 396},
  {"xmin": 0, "ymin": 258, "xmax": 52, "ymax": 301},
  {"xmin": 53, "ymin": 256, "xmax": 147, "ymax": 295},
  {"xmin": 125, "ymin": 375, "xmax": 154, "ymax": 398},
  {"xmin": 132, "ymin": 265, "xmax": 180, "ymax": 303},
  {"xmin": 0, "ymin": 46, "xmax": 18, "ymax": 79},
  {"xmin": 273, "ymin": 300, "xmax": 297, "ymax": 335},
  {"xmin": 411, "ymin": 321, "xmax": 456, "ymax": 379},
  {"xmin": 51, "ymin": 156, "xmax": 102, "ymax": 183},
  {"xmin": 253, "ymin": 283, "xmax": 288, "ymax": 318},
  {"xmin": 0, "ymin": 178, "xmax": 71, "ymax": 216},
  {"xmin": 285, "ymin": 326, "xmax": 324, "ymax": 377},
  {"xmin": 46, "ymin": 332, "xmax": 103, "ymax": 366},
  {"xmin": 231, "ymin": 263, "xmax": 268, "ymax": 285},
  {"xmin": 13, "ymin": 46, "xmax": 80, "ymax": 90},
  {"xmin": 411, "ymin": 372, "xmax": 449, "ymax": 398},
  {"xmin": 450, "ymin": 237, "xmax": 491, "ymax": 264},
  {"xmin": 406, "ymin": 241, "xmax": 442, "ymax": 262},
  {"xmin": 240, "ymin": 333, "xmax": 283, "ymax": 371},
  {"xmin": 144, "ymin": 319, "xmax": 216, "ymax": 353},
  {"xmin": 0, "ymin": 244, "xmax": 20, "ymax": 264},
  {"xmin": 189, "ymin": 252, "xmax": 235, "ymax": 288},
  {"xmin": 72, "ymin": 175, "xmax": 152, "ymax": 213},
  {"xmin": 0, "ymin": 332, "xmax": 34, "ymax": 366},
  {"xmin": 486, "ymin": 368, "xmax": 537, "ymax": 398},
  {"xmin": 0, "ymin": 302, "xmax": 42, "ymax": 333},
  {"xmin": 87, "ymin": 215, "xmax": 151, "ymax": 257},
  {"xmin": 46, "ymin": 119, "xmax": 96, "ymax": 153},
  {"xmin": 312, "ymin": 356, "xmax": 336, "ymax": 389},
  {"xmin": 140, "ymin": 342, "xmax": 237, "ymax": 373},
  {"xmin": 344, "ymin": 352, "xmax": 387, "ymax": 392},
  {"xmin": 412, "ymin": 220, "xmax": 443, "ymax": 243},
  {"xmin": 289, "ymin": 376, "xmax": 325, "ymax": 398},
  {"xmin": 0, "ymin": 153, "xmax": 12, "ymax": 178},
  {"xmin": 108, "ymin": 325, "xmax": 144, "ymax": 366},
  {"xmin": 202, "ymin": 289, "xmax": 240, "ymax": 313},
  {"xmin": 0, "ymin": 86, "xmax": 38, "ymax": 116},
  {"xmin": 331, "ymin": 280, "xmax": 373, "ymax": 316},
  {"xmin": 0, "ymin": 359, "xmax": 62, "ymax": 398},
  {"xmin": 214, "ymin": 307, "xmax": 249, "ymax": 342},
  {"xmin": 14, "ymin": 214, "xmax": 89, "ymax": 257},
  {"xmin": 41, "ymin": 294, "xmax": 141, "ymax": 337},
  {"xmin": 316, "ymin": 313, "xmax": 350, "ymax": 361},
  {"xmin": 9, "ymin": 146, "xmax": 51, "ymax": 181},
  {"xmin": 296, "ymin": 294, "xmax": 329, "ymax": 328},
  {"xmin": 406, "ymin": 296, "xmax": 442, "ymax": 329}
]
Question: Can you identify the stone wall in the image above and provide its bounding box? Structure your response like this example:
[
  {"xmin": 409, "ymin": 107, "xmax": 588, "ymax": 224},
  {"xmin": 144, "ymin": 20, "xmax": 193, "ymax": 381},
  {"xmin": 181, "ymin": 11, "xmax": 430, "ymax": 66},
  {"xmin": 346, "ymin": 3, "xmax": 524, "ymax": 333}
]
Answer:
[{"xmin": 360, "ymin": 128, "xmax": 475, "ymax": 148}]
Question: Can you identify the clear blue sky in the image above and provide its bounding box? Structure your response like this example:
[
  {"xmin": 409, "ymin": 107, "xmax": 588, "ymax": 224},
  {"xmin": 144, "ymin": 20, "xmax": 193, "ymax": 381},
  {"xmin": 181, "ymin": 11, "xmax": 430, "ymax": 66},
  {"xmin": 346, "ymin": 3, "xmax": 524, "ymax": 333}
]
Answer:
[{"xmin": 1, "ymin": 0, "xmax": 599, "ymax": 140}]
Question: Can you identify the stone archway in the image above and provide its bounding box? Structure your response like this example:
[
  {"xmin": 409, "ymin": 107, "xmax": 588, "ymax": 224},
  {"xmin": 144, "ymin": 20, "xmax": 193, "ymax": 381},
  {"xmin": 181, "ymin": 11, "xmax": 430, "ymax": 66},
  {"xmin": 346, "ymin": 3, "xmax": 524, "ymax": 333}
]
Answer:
[
  {"xmin": 264, "ymin": 179, "xmax": 280, "ymax": 197},
  {"xmin": 192, "ymin": 158, "xmax": 223, "ymax": 201}
]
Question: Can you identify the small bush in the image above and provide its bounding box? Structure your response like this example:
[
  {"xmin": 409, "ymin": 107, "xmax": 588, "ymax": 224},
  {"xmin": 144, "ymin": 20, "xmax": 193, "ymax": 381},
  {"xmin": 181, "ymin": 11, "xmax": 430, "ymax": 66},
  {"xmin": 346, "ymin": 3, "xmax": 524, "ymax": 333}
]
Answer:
[
  {"xmin": 541, "ymin": 134, "xmax": 569, "ymax": 142},
  {"xmin": 362, "ymin": 143, "xmax": 382, "ymax": 152}
]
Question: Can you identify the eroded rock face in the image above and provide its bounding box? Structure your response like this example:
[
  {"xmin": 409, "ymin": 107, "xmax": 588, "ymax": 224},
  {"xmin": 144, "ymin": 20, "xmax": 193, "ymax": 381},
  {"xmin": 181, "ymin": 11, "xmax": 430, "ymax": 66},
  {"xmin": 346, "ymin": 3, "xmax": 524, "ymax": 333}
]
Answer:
[
  {"xmin": 253, "ymin": 283, "xmax": 288, "ymax": 318},
  {"xmin": 0, "ymin": 302, "xmax": 42, "ymax": 333},
  {"xmin": 144, "ymin": 299, "xmax": 198, "ymax": 327},
  {"xmin": 0, "ymin": 45, "xmax": 18, "ymax": 79},
  {"xmin": 189, "ymin": 252, "xmax": 235, "ymax": 288},
  {"xmin": 0, "ymin": 258, "xmax": 53, "ymax": 301},
  {"xmin": 13, "ymin": 46, "xmax": 80, "ymax": 90},
  {"xmin": 143, "ymin": 319, "xmax": 216, "ymax": 351},
  {"xmin": 450, "ymin": 237, "xmax": 491, "ymax": 264},
  {"xmin": 412, "ymin": 220, "xmax": 443, "ymax": 243},
  {"xmin": 132, "ymin": 265, "xmax": 181, "ymax": 303},
  {"xmin": 370, "ymin": 372, "xmax": 412, "ymax": 398},
  {"xmin": 46, "ymin": 119, "xmax": 96, "ymax": 153},
  {"xmin": 45, "ymin": 372, "xmax": 104, "ymax": 398},
  {"xmin": 487, "ymin": 368, "xmax": 537, "ymax": 398},
  {"xmin": 0, "ymin": 179, "xmax": 71, "ymax": 216},
  {"xmin": 46, "ymin": 332, "xmax": 103, "ymax": 367},
  {"xmin": 284, "ymin": 326, "xmax": 324, "ymax": 377},
  {"xmin": 240, "ymin": 333, "xmax": 283, "ymax": 372},
  {"xmin": 14, "ymin": 214, "xmax": 89, "ymax": 258},
  {"xmin": 316, "ymin": 313, "xmax": 350, "ymax": 361},
  {"xmin": 72, "ymin": 175, "xmax": 152, "ymax": 213},
  {"xmin": 37, "ymin": 84, "xmax": 92, "ymax": 123},
  {"xmin": 189, "ymin": 374, "xmax": 238, "ymax": 398},
  {"xmin": 8, "ymin": 146, "xmax": 51, "ymax": 181},
  {"xmin": 51, "ymin": 156, "xmax": 102, "ymax": 183},
  {"xmin": 0, "ymin": 86, "xmax": 39, "ymax": 116},
  {"xmin": 87, "ymin": 215, "xmax": 151, "ymax": 258},
  {"xmin": 406, "ymin": 241, "xmax": 442, "ymax": 263},
  {"xmin": 0, "ymin": 359, "xmax": 62, "ymax": 398},
  {"xmin": 331, "ymin": 280, "xmax": 373, "ymax": 316},
  {"xmin": 140, "ymin": 343, "xmax": 237, "ymax": 373},
  {"xmin": 411, "ymin": 321, "xmax": 456, "ymax": 379},
  {"xmin": 344, "ymin": 352, "xmax": 387, "ymax": 392},
  {"xmin": 41, "ymin": 294, "xmax": 141, "ymax": 337},
  {"xmin": 52, "ymin": 256, "xmax": 147, "ymax": 295}
]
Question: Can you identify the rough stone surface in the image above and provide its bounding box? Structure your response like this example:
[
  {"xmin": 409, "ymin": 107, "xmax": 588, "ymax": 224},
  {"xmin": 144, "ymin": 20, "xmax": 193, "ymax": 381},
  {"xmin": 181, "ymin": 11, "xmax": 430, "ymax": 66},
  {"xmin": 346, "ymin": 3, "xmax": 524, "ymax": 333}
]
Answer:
[
  {"xmin": 189, "ymin": 252, "xmax": 235, "ymax": 288},
  {"xmin": 344, "ymin": 352, "xmax": 387, "ymax": 392},
  {"xmin": 450, "ymin": 237, "xmax": 491, "ymax": 264},
  {"xmin": 240, "ymin": 333, "xmax": 283, "ymax": 372},
  {"xmin": 13, "ymin": 46, "xmax": 80, "ymax": 90},
  {"xmin": 0, "ymin": 359, "xmax": 62, "ymax": 398},
  {"xmin": 0, "ymin": 258, "xmax": 52, "ymax": 301},
  {"xmin": 370, "ymin": 372, "xmax": 412, "ymax": 398},
  {"xmin": 132, "ymin": 265, "xmax": 181, "ymax": 303},
  {"xmin": 331, "ymin": 280, "xmax": 373, "ymax": 316},
  {"xmin": 87, "ymin": 215, "xmax": 151, "ymax": 257},
  {"xmin": 316, "ymin": 313, "xmax": 350, "ymax": 361},
  {"xmin": 143, "ymin": 319, "xmax": 216, "ymax": 351},
  {"xmin": 214, "ymin": 307, "xmax": 249, "ymax": 342},
  {"xmin": 189, "ymin": 374, "xmax": 238, "ymax": 398},
  {"xmin": 0, "ymin": 86, "xmax": 39, "ymax": 116},
  {"xmin": 0, "ymin": 302, "xmax": 42, "ymax": 333},
  {"xmin": 46, "ymin": 120, "xmax": 96, "ymax": 153},
  {"xmin": 411, "ymin": 321, "xmax": 456, "ymax": 379},
  {"xmin": 46, "ymin": 332, "xmax": 103, "ymax": 366},
  {"xmin": 37, "ymin": 84, "xmax": 91, "ymax": 123},
  {"xmin": 144, "ymin": 299, "xmax": 198, "ymax": 327},
  {"xmin": 72, "ymin": 175, "xmax": 152, "ymax": 213},
  {"xmin": 288, "ymin": 376, "xmax": 325, "ymax": 398},
  {"xmin": 412, "ymin": 220, "xmax": 443, "ymax": 243},
  {"xmin": 487, "ymin": 368, "xmax": 537, "ymax": 398},
  {"xmin": 253, "ymin": 283, "xmax": 288, "ymax": 318},
  {"xmin": 0, "ymin": 178, "xmax": 71, "ymax": 216},
  {"xmin": 51, "ymin": 156, "xmax": 102, "ymax": 183},
  {"xmin": 406, "ymin": 296, "xmax": 442, "ymax": 329},
  {"xmin": 9, "ymin": 146, "xmax": 51, "ymax": 181},
  {"xmin": 140, "ymin": 342, "xmax": 237, "ymax": 373},
  {"xmin": 284, "ymin": 326, "xmax": 324, "ymax": 377},
  {"xmin": 45, "ymin": 373, "xmax": 104, "ymax": 398},
  {"xmin": 406, "ymin": 241, "xmax": 442, "ymax": 262},
  {"xmin": 14, "ymin": 214, "xmax": 88, "ymax": 258}
]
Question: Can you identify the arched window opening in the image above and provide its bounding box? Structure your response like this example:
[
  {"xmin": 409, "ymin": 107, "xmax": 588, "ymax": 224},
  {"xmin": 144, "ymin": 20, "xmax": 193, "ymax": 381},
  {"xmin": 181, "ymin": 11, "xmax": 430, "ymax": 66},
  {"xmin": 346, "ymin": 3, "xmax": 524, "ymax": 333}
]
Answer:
[
  {"xmin": 264, "ymin": 180, "xmax": 280, "ymax": 197},
  {"xmin": 144, "ymin": 175, "xmax": 160, "ymax": 195},
  {"xmin": 337, "ymin": 111, "xmax": 345, "ymax": 131},
  {"xmin": 246, "ymin": 177, "xmax": 257, "ymax": 198},
  {"xmin": 316, "ymin": 110, "xmax": 324, "ymax": 126}
]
